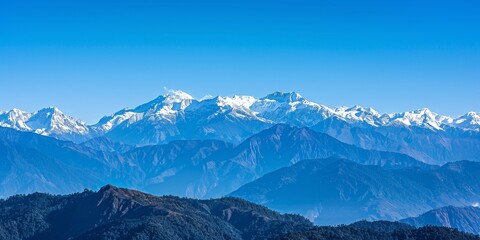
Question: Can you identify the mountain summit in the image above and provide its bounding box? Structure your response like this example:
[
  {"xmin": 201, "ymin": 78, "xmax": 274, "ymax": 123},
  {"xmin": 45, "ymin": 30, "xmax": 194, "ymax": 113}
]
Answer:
[
  {"xmin": 261, "ymin": 91, "xmax": 305, "ymax": 102},
  {"xmin": 0, "ymin": 107, "xmax": 93, "ymax": 142}
]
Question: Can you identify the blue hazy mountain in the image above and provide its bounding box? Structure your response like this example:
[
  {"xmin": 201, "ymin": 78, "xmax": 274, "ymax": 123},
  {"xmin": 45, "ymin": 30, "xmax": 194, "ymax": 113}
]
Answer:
[
  {"xmin": 79, "ymin": 136, "xmax": 135, "ymax": 153},
  {"xmin": 0, "ymin": 125, "xmax": 427, "ymax": 199},
  {"xmin": 230, "ymin": 158, "xmax": 480, "ymax": 225},
  {"xmin": 401, "ymin": 205, "xmax": 480, "ymax": 235},
  {"xmin": 2, "ymin": 120, "xmax": 480, "ymax": 229},
  {"xmin": 0, "ymin": 127, "xmax": 112, "ymax": 197},
  {"xmin": 0, "ymin": 127, "xmax": 231, "ymax": 197},
  {"xmin": 119, "ymin": 124, "xmax": 429, "ymax": 199},
  {"xmin": 122, "ymin": 139, "xmax": 235, "ymax": 197},
  {"xmin": 312, "ymin": 117, "xmax": 480, "ymax": 165},
  {"xmin": 191, "ymin": 124, "xmax": 429, "ymax": 198}
]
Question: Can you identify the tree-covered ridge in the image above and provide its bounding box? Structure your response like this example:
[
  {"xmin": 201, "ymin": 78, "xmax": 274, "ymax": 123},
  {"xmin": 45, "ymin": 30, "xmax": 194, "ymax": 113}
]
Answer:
[
  {"xmin": 0, "ymin": 186, "xmax": 478, "ymax": 240},
  {"xmin": 0, "ymin": 185, "xmax": 312, "ymax": 240},
  {"xmin": 278, "ymin": 220, "xmax": 480, "ymax": 240}
]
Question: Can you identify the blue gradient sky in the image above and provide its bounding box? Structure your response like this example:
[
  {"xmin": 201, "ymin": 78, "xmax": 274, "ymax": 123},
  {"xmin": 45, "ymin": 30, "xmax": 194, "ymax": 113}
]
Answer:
[{"xmin": 1, "ymin": 0, "xmax": 479, "ymax": 123}]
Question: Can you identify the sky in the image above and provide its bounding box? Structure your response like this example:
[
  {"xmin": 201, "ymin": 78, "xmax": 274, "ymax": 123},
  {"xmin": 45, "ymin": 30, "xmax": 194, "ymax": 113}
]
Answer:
[{"xmin": 0, "ymin": 0, "xmax": 479, "ymax": 124}]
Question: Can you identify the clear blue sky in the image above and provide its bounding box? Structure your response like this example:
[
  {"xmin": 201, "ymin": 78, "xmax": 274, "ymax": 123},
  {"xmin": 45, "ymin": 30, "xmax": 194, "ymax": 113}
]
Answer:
[{"xmin": 1, "ymin": 0, "xmax": 479, "ymax": 124}]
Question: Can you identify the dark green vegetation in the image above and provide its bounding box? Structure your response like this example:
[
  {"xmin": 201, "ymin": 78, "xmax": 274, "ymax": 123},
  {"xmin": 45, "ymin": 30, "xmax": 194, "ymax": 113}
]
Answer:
[
  {"xmin": 278, "ymin": 220, "xmax": 480, "ymax": 240},
  {"xmin": 0, "ymin": 185, "xmax": 311, "ymax": 240},
  {"xmin": 0, "ymin": 186, "xmax": 478, "ymax": 240}
]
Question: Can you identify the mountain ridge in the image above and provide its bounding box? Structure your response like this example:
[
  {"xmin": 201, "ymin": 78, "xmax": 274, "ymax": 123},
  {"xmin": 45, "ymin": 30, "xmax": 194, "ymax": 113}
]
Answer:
[
  {"xmin": 0, "ymin": 125, "xmax": 429, "ymax": 198},
  {"xmin": 0, "ymin": 184, "xmax": 312, "ymax": 240},
  {"xmin": 229, "ymin": 157, "xmax": 480, "ymax": 225},
  {"xmin": 401, "ymin": 205, "xmax": 480, "ymax": 234},
  {"xmin": 2, "ymin": 90, "xmax": 479, "ymax": 144}
]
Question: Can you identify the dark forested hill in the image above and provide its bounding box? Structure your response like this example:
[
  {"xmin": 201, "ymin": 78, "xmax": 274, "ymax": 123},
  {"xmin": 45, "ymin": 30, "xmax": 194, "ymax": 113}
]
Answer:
[
  {"xmin": 0, "ymin": 186, "xmax": 477, "ymax": 240},
  {"xmin": 278, "ymin": 220, "xmax": 480, "ymax": 240},
  {"xmin": 0, "ymin": 185, "xmax": 312, "ymax": 240}
]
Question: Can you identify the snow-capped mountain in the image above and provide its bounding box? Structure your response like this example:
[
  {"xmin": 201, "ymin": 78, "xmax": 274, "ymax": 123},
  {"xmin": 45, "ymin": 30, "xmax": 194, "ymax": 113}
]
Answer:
[
  {"xmin": 92, "ymin": 90, "xmax": 194, "ymax": 145},
  {"xmin": 379, "ymin": 108, "xmax": 454, "ymax": 130},
  {"xmin": 2, "ymin": 90, "xmax": 479, "ymax": 163},
  {"xmin": 0, "ymin": 108, "xmax": 31, "ymax": 131},
  {"xmin": 334, "ymin": 105, "xmax": 381, "ymax": 126},
  {"xmin": 0, "ymin": 107, "xmax": 94, "ymax": 142},
  {"xmin": 95, "ymin": 90, "xmax": 194, "ymax": 132},
  {"xmin": 184, "ymin": 95, "xmax": 265, "ymax": 123},
  {"xmin": 5, "ymin": 90, "xmax": 477, "ymax": 144},
  {"xmin": 454, "ymin": 112, "xmax": 480, "ymax": 130},
  {"xmin": 90, "ymin": 90, "xmax": 480, "ymax": 164},
  {"xmin": 96, "ymin": 91, "xmax": 272, "ymax": 145},
  {"xmin": 251, "ymin": 92, "xmax": 335, "ymax": 126}
]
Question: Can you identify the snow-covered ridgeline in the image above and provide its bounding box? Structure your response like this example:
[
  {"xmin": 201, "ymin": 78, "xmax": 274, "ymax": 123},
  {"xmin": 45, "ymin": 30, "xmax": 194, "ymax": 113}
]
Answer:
[{"xmin": 1, "ymin": 90, "xmax": 479, "ymax": 143}]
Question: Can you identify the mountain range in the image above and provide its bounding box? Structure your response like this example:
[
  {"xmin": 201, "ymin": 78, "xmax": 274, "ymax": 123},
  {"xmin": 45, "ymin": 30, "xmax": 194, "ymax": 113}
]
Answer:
[
  {"xmin": 1, "ymin": 90, "xmax": 480, "ymax": 235},
  {"xmin": 0, "ymin": 124, "xmax": 425, "ymax": 198},
  {"xmin": 0, "ymin": 107, "xmax": 95, "ymax": 142},
  {"xmin": 1, "ymin": 90, "xmax": 479, "ymax": 164},
  {"xmin": 3, "ymin": 124, "xmax": 480, "ymax": 226}
]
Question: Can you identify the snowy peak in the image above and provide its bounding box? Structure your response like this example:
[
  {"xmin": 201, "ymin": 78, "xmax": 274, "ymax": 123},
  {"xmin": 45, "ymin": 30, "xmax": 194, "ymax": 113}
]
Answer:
[
  {"xmin": 165, "ymin": 89, "xmax": 194, "ymax": 101},
  {"xmin": 27, "ymin": 107, "xmax": 90, "ymax": 136},
  {"xmin": 28, "ymin": 107, "xmax": 65, "ymax": 131},
  {"xmin": 252, "ymin": 92, "xmax": 334, "ymax": 127},
  {"xmin": 160, "ymin": 90, "xmax": 194, "ymax": 110},
  {"xmin": 95, "ymin": 90, "xmax": 196, "ymax": 131},
  {"xmin": 334, "ymin": 105, "xmax": 381, "ymax": 126},
  {"xmin": 261, "ymin": 91, "xmax": 305, "ymax": 103},
  {"xmin": 134, "ymin": 90, "xmax": 194, "ymax": 113},
  {"xmin": 0, "ymin": 108, "xmax": 32, "ymax": 130},
  {"xmin": 454, "ymin": 112, "xmax": 480, "ymax": 130},
  {"xmin": 380, "ymin": 108, "xmax": 453, "ymax": 130},
  {"xmin": 185, "ymin": 95, "xmax": 265, "ymax": 122},
  {"xmin": 0, "ymin": 107, "xmax": 92, "ymax": 141},
  {"xmin": 212, "ymin": 95, "xmax": 257, "ymax": 111},
  {"xmin": 3, "ymin": 90, "xmax": 479, "ymax": 145}
]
